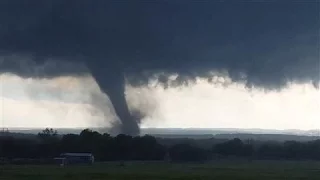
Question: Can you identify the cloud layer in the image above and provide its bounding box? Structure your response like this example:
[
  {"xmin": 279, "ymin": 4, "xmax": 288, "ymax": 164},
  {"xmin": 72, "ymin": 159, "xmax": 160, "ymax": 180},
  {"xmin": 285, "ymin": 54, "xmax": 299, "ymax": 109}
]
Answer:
[{"xmin": 0, "ymin": 1, "xmax": 318, "ymax": 88}]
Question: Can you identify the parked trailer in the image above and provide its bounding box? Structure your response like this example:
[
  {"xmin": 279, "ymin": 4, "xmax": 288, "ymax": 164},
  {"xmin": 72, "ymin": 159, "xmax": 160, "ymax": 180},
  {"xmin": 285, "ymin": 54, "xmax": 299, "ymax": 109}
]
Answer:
[{"xmin": 54, "ymin": 153, "xmax": 94, "ymax": 165}]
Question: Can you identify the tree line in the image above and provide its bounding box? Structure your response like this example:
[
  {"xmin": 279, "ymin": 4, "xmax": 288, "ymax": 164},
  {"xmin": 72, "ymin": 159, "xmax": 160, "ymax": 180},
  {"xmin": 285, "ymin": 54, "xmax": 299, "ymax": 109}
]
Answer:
[{"xmin": 1, "ymin": 128, "xmax": 320, "ymax": 164}]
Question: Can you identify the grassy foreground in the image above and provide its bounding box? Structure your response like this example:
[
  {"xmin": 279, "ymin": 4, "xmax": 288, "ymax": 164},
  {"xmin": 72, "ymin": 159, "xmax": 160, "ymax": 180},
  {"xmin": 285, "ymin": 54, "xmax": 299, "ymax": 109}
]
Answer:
[{"xmin": 1, "ymin": 160, "xmax": 320, "ymax": 180}]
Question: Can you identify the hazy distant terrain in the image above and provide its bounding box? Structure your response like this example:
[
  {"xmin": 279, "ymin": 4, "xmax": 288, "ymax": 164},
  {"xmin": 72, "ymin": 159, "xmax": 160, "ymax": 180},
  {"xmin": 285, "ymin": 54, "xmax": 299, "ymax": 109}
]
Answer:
[
  {"xmin": 6, "ymin": 127, "xmax": 320, "ymax": 135},
  {"xmin": 2, "ymin": 128, "xmax": 320, "ymax": 142}
]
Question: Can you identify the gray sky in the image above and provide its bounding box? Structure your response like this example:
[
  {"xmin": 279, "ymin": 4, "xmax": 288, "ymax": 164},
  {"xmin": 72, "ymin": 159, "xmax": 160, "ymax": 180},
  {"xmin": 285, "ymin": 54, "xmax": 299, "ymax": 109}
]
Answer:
[{"xmin": 0, "ymin": 1, "xmax": 319, "ymax": 130}]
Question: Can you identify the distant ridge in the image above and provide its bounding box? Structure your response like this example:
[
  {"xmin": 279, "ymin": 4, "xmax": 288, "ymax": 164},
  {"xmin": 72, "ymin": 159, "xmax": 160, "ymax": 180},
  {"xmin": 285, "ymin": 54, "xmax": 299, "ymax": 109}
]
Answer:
[
  {"xmin": 3, "ymin": 127, "xmax": 320, "ymax": 136},
  {"xmin": 2, "ymin": 127, "xmax": 320, "ymax": 142}
]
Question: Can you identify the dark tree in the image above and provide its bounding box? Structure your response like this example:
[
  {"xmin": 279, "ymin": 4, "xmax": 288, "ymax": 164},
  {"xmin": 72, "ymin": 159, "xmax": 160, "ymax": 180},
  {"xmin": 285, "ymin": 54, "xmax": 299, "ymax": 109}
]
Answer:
[
  {"xmin": 169, "ymin": 143, "xmax": 208, "ymax": 162},
  {"xmin": 213, "ymin": 138, "xmax": 253, "ymax": 157},
  {"xmin": 37, "ymin": 128, "xmax": 59, "ymax": 158}
]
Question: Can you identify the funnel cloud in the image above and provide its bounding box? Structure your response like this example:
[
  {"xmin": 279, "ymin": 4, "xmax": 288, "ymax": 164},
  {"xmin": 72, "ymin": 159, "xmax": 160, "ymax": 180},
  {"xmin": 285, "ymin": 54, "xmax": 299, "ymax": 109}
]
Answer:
[{"xmin": 0, "ymin": 1, "xmax": 319, "ymax": 135}]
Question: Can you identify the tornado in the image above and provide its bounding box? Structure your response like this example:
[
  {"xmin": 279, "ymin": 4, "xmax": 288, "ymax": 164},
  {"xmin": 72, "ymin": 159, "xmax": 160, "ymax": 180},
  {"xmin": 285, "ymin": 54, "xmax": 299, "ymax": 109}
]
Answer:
[{"xmin": 88, "ymin": 63, "xmax": 139, "ymax": 136}]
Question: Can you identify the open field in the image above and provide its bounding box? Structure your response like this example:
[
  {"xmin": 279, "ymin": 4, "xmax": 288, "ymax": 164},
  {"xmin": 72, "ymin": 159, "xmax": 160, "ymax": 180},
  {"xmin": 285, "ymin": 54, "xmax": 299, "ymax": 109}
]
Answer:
[{"xmin": 1, "ymin": 160, "xmax": 320, "ymax": 180}]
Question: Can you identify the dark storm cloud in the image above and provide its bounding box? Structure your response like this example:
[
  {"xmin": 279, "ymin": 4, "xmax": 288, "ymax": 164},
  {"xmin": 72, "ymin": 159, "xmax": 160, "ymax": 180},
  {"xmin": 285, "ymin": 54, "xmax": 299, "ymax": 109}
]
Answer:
[
  {"xmin": 0, "ymin": 0, "xmax": 319, "ymax": 134},
  {"xmin": 0, "ymin": 0, "xmax": 318, "ymax": 87}
]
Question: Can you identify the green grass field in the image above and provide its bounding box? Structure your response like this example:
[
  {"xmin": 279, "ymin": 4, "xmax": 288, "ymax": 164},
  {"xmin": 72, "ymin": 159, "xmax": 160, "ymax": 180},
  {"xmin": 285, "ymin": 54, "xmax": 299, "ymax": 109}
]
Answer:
[{"xmin": 1, "ymin": 160, "xmax": 320, "ymax": 180}]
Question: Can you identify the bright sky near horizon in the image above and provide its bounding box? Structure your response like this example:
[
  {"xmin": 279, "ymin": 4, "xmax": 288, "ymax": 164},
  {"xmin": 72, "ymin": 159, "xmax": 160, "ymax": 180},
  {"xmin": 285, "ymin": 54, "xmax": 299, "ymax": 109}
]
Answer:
[{"xmin": 0, "ymin": 73, "xmax": 319, "ymax": 130}]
